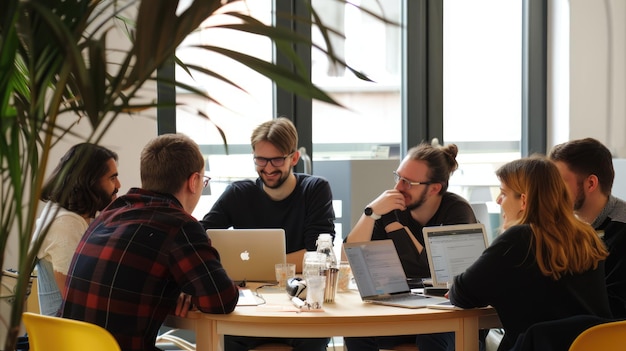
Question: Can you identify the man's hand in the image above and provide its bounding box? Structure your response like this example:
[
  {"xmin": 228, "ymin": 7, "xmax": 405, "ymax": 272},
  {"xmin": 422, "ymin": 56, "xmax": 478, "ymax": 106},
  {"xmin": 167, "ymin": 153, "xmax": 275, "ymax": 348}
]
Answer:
[
  {"xmin": 367, "ymin": 189, "xmax": 406, "ymax": 216},
  {"xmin": 347, "ymin": 189, "xmax": 407, "ymax": 244},
  {"xmin": 175, "ymin": 293, "xmax": 193, "ymax": 317}
]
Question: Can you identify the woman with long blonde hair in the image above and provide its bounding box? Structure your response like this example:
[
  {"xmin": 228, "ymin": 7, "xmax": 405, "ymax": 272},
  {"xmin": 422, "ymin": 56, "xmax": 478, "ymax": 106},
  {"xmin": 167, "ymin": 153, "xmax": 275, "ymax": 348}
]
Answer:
[{"xmin": 449, "ymin": 156, "xmax": 611, "ymax": 351}]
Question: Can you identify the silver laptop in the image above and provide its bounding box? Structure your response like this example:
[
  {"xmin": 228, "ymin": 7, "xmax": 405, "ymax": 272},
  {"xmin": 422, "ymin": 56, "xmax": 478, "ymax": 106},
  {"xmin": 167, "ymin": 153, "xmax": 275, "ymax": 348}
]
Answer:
[
  {"xmin": 343, "ymin": 240, "xmax": 447, "ymax": 309},
  {"xmin": 422, "ymin": 223, "xmax": 489, "ymax": 289},
  {"xmin": 207, "ymin": 228, "xmax": 286, "ymax": 284}
]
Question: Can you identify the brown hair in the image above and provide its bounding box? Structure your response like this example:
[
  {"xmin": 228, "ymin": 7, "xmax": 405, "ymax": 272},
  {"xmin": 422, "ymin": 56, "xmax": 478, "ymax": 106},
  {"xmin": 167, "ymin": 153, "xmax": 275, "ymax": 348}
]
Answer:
[
  {"xmin": 549, "ymin": 137, "xmax": 614, "ymax": 196},
  {"xmin": 250, "ymin": 117, "xmax": 298, "ymax": 155},
  {"xmin": 140, "ymin": 134, "xmax": 204, "ymax": 194},
  {"xmin": 496, "ymin": 156, "xmax": 608, "ymax": 280},
  {"xmin": 406, "ymin": 142, "xmax": 459, "ymax": 194}
]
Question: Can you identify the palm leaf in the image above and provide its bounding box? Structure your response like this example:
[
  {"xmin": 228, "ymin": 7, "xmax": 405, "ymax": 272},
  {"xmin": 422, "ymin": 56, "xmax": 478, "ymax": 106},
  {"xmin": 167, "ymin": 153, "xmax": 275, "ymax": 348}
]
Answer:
[{"xmin": 0, "ymin": 1, "xmax": 381, "ymax": 349}]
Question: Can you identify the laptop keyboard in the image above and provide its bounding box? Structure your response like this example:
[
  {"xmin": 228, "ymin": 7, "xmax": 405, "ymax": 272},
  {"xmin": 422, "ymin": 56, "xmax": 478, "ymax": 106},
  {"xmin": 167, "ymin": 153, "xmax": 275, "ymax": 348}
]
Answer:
[{"xmin": 376, "ymin": 293, "xmax": 427, "ymax": 302}]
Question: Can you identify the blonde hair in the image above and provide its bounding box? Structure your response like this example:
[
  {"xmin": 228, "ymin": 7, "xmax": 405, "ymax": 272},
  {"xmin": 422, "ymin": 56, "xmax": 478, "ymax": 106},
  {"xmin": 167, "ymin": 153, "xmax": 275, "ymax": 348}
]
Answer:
[{"xmin": 496, "ymin": 156, "xmax": 608, "ymax": 280}]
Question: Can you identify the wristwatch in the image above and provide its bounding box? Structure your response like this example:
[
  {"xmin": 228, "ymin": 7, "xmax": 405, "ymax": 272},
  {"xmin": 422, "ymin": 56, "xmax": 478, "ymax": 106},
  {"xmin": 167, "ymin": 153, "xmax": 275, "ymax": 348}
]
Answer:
[{"xmin": 364, "ymin": 207, "xmax": 381, "ymax": 220}]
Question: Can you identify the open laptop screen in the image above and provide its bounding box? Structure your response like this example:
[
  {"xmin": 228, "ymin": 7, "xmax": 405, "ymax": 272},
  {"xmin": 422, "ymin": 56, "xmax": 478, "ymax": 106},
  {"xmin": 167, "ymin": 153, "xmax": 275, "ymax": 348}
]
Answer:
[
  {"xmin": 423, "ymin": 223, "xmax": 488, "ymax": 288},
  {"xmin": 344, "ymin": 240, "xmax": 411, "ymax": 298}
]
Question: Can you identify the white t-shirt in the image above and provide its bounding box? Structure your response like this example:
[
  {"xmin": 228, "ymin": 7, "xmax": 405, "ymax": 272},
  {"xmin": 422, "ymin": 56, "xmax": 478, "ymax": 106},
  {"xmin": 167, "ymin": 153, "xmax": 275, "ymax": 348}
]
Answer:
[
  {"xmin": 35, "ymin": 202, "xmax": 89, "ymax": 275},
  {"xmin": 33, "ymin": 202, "xmax": 89, "ymax": 316}
]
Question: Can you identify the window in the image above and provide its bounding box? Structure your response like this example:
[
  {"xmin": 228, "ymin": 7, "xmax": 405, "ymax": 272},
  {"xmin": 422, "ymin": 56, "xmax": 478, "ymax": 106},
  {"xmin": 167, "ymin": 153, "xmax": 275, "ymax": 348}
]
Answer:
[
  {"xmin": 170, "ymin": 0, "xmax": 542, "ymax": 234},
  {"xmin": 175, "ymin": 1, "xmax": 273, "ymax": 218},
  {"xmin": 443, "ymin": 0, "xmax": 524, "ymax": 234},
  {"xmin": 311, "ymin": 0, "xmax": 403, "ymax": 160}
]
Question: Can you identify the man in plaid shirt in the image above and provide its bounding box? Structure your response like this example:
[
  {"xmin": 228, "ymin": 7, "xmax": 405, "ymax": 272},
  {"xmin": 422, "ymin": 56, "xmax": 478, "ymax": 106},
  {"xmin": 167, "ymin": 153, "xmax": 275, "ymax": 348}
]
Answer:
[{"xmin": 61, "ymin": 134, "xmax": 239, "ymax": 351}]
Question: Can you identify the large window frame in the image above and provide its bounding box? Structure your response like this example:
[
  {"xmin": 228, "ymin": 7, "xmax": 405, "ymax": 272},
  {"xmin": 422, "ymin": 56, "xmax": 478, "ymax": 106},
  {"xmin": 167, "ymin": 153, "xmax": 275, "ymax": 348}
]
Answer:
[{"xmin": 157, "ymin": 0, "xmax": 548, "ymax": 164}]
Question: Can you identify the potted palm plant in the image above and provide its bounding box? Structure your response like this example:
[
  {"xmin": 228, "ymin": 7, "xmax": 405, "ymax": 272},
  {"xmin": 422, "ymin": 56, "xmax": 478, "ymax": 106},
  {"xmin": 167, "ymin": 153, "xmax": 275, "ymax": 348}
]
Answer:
[{"xmin": 0, "ymin": 1, "xmax": 381, "ymax": 350}]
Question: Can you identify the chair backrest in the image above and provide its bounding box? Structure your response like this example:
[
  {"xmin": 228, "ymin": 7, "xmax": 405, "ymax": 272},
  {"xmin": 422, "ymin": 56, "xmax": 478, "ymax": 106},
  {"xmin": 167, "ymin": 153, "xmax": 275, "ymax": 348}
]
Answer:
[
  {"xmin": 568, "ymin": 319, "xmax": 626, "ymax": 351},
  {"xmin": 22, "ymin": 312, "xmax": 121, "ymax": 351},
  {"xmin": 2, "ymin": 270, "xmax": 34, "ymax": 344}
]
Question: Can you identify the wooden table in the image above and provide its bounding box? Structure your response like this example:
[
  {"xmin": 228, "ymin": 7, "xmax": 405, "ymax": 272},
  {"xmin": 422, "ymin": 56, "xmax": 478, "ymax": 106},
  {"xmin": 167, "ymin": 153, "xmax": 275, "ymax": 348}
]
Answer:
[{"xmin": 164, "ymin": 289, "xmax": 501, "ymax": 351}]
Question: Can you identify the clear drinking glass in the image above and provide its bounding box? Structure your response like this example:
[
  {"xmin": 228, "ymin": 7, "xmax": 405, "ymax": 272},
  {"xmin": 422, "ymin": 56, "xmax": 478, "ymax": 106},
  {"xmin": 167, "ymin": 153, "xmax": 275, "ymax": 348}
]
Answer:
[
  {"xmin": 302, "ymin": 251, "xmax": 327, "ymax": 309},
  {"xmin": 304, "ymin": 275, "xmax": 326, "ymax": 309},
  {"xmin": 275, "ymin": 263, "xmax": 296, "ymax": 288},
  {"xmin": 337, "ymin": 261, "xmax": 353, "ymax": 292},
  {"xmin": 302, "ymin": 252, "xmax": 325, "ymax": 277}
]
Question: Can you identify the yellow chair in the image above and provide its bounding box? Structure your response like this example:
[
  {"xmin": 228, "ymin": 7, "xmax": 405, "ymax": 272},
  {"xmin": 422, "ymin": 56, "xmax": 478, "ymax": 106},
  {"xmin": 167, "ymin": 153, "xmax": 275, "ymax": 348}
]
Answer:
[
  {"xmin": 568, "ymin": 319, "xmax": 626, "ymax": 351},
  {"xmin": 22, "ymin": 312, "xmax": 121, "ymax": 351}
]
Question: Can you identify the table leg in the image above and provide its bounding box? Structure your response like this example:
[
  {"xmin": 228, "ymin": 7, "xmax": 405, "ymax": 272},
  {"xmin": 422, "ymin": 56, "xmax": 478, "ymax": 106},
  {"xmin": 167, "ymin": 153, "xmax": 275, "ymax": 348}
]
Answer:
[
  {"xmin": 458, "ymin": 316, "xmax": 480, "ymax": 351},
  {"xmin": 194, "ymin": 319, "xmax": 218, "ymax": 351}
]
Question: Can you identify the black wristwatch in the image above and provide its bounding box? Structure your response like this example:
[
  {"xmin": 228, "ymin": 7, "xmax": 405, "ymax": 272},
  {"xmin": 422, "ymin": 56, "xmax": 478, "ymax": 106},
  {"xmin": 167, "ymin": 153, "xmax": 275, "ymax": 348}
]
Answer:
[{"xmin": 364, "ymin": 207, "xmax": 381, "ymax": 220}]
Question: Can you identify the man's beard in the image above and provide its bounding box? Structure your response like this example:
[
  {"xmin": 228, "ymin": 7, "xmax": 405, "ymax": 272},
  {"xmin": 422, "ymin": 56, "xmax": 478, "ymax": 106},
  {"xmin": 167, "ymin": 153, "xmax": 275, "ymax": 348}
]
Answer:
[
  {"xmin": 260, "ymin": 166, "xmax": 291, "ymax": 189},
  {"xmin": 406, "ymin": 186, "xmax": 429, "ymax": 211},
  {"xmin": 96, "ymin": 187, "xmax": 117, "ymax": 212},
  {"xmin": 573, "ymin": 181, "xmax": 585, "ymax": 211}
]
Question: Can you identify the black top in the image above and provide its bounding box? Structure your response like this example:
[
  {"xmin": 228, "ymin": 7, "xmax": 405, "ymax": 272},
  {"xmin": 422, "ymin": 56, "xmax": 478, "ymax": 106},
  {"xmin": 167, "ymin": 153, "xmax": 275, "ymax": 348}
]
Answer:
[
  {"xmin": 201, "ymin": 173, "xmax": 336, "ymax": 253},
  {"xmin": 371, "ymin": 191, "xmax": 476, "ymax": 279},
  {"xmin": 450, "ymin": 224, "xmax": 612, "ymax": 351},
  {"xmin": 593, "ymin": 195, "xmax": 626, "ymax": 318}
]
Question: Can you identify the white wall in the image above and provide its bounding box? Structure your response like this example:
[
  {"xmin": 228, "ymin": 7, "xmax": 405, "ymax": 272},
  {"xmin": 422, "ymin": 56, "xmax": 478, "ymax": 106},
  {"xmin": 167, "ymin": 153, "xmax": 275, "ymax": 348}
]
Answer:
[
  {"xmin": 550, "ymin": 0, "xmax": 626, "ymax": 156},
  {"xmin": 50, "ymin": 114, "xmax": 156, "ymax": 194}
]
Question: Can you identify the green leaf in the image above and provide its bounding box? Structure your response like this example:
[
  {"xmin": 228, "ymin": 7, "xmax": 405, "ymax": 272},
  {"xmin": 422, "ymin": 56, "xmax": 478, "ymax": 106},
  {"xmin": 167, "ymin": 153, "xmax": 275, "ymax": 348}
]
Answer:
[{"xmin": 195, "ymin": 45, "xmax": 341, "ymax": 105}]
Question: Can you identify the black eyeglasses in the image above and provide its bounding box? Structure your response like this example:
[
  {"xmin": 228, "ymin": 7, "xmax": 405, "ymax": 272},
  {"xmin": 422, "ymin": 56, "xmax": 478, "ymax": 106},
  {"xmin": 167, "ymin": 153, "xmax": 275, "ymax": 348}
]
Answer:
[
  {"xmin": 194, "ymin": 172, "xmax": 211, "ymax": 188},
  {"xmin": 393, "ymin": 171, "xmax": 433, "ymax": 189},
  {"xmin": 253, "ymin": 153, "xmax": 293, "ymax": 167}
]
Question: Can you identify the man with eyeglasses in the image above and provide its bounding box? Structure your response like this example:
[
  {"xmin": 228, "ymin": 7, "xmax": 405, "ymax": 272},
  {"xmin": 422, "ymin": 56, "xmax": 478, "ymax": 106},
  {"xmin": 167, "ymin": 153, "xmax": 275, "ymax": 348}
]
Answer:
[
  {"xmin": 201, "ymin": 117, "xmax": 335, "ymax": 351},
  {"xmin": 344, "ymin": 141, "xmax": 478, "ymax": 351},
  {"xmin": 61, "ymin": 134, "xmax": 239, "ymax": 351}
]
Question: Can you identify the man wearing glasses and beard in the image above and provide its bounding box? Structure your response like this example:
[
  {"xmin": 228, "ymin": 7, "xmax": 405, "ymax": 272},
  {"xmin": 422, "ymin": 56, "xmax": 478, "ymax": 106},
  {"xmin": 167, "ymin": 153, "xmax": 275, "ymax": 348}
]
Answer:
[
  {"xmin": 201, "ymin": 117, "xmax": 335, "ymax": 351},
  {"xmin": 344, "ymin": 141, "xmax": 478, "ymax": 351}
]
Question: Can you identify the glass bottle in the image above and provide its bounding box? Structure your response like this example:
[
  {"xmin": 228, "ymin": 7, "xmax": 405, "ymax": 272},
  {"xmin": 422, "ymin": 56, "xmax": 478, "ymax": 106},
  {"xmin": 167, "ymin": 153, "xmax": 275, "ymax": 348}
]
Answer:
[{"xmin": 316, "ymin": 233, "xmax": 338, "ymax": 302}]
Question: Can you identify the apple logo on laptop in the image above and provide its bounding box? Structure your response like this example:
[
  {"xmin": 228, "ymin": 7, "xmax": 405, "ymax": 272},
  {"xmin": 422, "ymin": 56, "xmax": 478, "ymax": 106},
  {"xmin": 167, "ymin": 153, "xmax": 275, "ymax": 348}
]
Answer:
[{"xmin": 240, "ymin": 250, "xmax": 250, "ymax": 261}]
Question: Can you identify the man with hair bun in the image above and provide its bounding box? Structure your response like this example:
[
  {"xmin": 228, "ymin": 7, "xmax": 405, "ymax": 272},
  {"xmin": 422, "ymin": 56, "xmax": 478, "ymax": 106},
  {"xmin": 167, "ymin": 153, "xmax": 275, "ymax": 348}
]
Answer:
[{"xmin": 344, "ymin": 141, "xmax": 478, "ymax": 351}]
